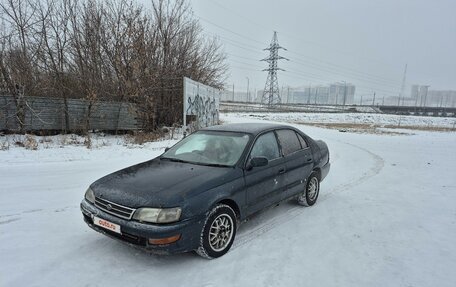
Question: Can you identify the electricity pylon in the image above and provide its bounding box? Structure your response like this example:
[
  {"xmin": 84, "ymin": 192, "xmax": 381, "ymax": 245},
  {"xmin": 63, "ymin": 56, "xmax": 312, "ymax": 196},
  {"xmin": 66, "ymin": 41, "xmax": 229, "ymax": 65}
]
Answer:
[{"xmin": 261, "ymin": 31, "xmax": 288, "ymax": 107}]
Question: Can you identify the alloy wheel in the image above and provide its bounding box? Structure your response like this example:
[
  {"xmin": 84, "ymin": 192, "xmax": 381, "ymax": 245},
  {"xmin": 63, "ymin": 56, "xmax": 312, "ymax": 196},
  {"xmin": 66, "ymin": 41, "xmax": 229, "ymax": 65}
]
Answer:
[
  {"xmin": 307, "ymin": 177, "xmax": 319, "ymax": 201},
  {"xmin": 208, "ymin": 213, "xmax": 234, "ymax": 252}
]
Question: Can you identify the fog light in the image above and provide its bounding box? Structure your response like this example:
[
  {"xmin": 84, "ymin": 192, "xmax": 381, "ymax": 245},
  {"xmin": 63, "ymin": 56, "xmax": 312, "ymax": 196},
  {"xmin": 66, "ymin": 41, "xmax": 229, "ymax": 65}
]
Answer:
[{"xmin": 148, "ymin": 234, "xmax": 181, "ymax": 245}]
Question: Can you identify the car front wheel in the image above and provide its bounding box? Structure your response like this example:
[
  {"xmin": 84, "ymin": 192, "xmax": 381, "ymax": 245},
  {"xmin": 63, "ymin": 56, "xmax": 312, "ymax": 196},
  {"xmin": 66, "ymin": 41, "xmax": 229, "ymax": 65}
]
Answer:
[
  {"xmin": 298, "ymin": 172, "xmax": 320, "ymax": 206},
  {"xmin": 196, "ymin": 204, "xmax": 237, "ymax": 259}
]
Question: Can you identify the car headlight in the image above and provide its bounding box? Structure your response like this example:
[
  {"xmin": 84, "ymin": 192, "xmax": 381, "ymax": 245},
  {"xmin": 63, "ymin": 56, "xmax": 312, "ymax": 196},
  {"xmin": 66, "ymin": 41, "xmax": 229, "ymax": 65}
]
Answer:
[
  {"xmin": 84, "ymin": 188, "xmax": 95, "ymax": 204},
  {"xmin": 133, "ymin": 207, "xmax": 182, "ymax": 223}
]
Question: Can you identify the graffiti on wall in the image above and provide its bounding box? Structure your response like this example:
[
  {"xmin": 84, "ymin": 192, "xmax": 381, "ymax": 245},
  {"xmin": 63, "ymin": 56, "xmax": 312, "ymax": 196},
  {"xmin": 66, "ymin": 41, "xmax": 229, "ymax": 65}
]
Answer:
[{"xmin": 183, "ymin": 77, "xmax": 220, "ymax": 129}]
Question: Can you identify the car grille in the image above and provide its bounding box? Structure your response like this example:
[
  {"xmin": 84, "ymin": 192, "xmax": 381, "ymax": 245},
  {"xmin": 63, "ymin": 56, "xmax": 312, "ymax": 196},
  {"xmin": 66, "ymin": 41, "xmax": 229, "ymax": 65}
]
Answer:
[{"xmin": 94, "ymin": 197, "xmax": 136, "ymax": 220}]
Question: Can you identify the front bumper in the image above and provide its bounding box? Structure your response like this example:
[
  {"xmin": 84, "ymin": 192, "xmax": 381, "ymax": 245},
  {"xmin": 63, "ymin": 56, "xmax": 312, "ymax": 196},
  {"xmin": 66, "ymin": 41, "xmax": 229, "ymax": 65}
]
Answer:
[{"xmin": 80, "ymin": 200, "xmax": 205, "ymax": 254}]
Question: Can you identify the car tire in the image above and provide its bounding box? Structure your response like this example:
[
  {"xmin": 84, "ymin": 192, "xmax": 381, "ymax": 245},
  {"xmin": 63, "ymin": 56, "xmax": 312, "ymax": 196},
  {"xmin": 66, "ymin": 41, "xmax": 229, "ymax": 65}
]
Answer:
[
  {"xmin": 298, "ymin": 172, "xmax": 320, "ymax": 207},
  {"xmin": 196, "ymin": 204, "xmax": 237, "ymax": 259}
]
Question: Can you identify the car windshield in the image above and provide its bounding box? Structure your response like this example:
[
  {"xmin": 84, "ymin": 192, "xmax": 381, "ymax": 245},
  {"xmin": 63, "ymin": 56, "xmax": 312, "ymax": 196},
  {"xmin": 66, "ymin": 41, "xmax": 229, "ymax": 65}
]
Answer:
[{"xmin": 161, "ymin": 131, "xmax": 251, "ymax": 167}]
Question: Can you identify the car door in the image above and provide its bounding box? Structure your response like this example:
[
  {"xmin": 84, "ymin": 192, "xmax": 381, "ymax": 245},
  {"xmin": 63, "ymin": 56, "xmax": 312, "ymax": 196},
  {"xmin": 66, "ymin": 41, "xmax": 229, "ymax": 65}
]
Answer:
[
  {"xmin": 275, "ymin": 129, "xmax": 314, "ymax": 200},
  {"xmin": 243, "ymin": 131, "xmax": 287, "ymax": 216}
]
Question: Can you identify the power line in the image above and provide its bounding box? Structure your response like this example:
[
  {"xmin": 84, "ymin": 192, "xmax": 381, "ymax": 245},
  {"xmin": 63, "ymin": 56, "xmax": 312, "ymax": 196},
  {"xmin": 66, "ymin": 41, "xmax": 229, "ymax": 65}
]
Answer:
[
  {"xmin": 200, "ymin": 19, "xmax": 402, "ymax": 88},
  {"xmin": 227, "ymin": 49, "xmax": 400, "ymax": 95},
  {"xmin": 219, "ymin": 40, "xmax": 402, "ymax": 93},
  {"xmin": 286, "ymin": 50, "xmax": 401, "ymax": 85},
  {"xmin": 202, "ymin": 0, "xmax": 400, "ymax": 71},
  {"xmin": 286, "ymin": 58, "xmax": 401, "ymax": 89},
  {"xmin": 197, "ymin": 15, "xmax": 266, "ymax": 46},
  {"xmin": 202, "ymin": 31, "xmax": 262, "ymax": 54},
  {"xmin": 199, "ymin": 15, "xmax": 402, "ymax": 95}
]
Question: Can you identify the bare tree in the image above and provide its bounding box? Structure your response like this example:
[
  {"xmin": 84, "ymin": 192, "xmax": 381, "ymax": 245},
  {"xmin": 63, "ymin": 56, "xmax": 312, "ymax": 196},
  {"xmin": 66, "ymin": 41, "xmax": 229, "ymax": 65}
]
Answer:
[
  {"xmin": 99, "ymin": 0, "xmax": 150, "ymax": 132},
  {"xmin": 35, "ymin": 0, "xmax": 74, "ymax": 131},
  {"xmin": 0, "ymin": 0, "xmax": 41, "ymax": 132},
  {"xmin": 0, "ymin": 0, "xmax": 228, "ymax": 133},
  {"xmin": 68, "ymin": 0, "xmax": 107, "ymax": 134},
  {"xmin": 147, "ymin": 0, "xmax": 228, "ymax": 128}
]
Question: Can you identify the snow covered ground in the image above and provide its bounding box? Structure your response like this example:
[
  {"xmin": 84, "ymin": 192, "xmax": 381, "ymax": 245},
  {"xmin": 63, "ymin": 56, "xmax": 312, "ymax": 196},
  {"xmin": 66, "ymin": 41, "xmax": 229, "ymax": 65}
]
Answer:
[
  {"xmin": 229, "ymin": 111, "xmax": 456, "ymax": 129},
  {"xmin": 1, "ymin": 113, "xmax": 456, "ymax": 287}
]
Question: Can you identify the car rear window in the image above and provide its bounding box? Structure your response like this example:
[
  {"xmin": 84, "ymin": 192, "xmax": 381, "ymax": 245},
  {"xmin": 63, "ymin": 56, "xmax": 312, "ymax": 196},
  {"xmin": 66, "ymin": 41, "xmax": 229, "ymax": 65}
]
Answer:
[
  {"xmin": 296, "ymin": 133, "xmax": 308, "ymax": 148},
  {"xmin": 276, "ymin": 129, "xmax": 302, "ymax": 156}
]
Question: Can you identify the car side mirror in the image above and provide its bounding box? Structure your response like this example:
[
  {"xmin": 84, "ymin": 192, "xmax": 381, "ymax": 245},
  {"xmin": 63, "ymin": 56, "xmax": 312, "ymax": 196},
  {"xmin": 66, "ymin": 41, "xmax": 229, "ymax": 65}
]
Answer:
[
  {"xmin": 164, "ymin": 147, "xmax": 170, "ymax": 152},
  {"xmin": 246, "ymin": 156, "xmax": 268, "ymax": 170}
]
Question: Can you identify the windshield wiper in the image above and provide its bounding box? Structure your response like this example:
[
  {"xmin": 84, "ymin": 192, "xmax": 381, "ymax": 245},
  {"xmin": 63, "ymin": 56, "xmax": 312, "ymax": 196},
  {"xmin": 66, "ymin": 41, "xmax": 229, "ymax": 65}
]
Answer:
[
  {"xmin": 161, "ymin": 157, "xmax": 231, "ymax": 168},
  {"xmin": 194, "ymin": 162, "xmax": 232, "ymax": 168},
  {"xmin": 160, "ymin": 157, "xmax": 189, "ymax": 163}
]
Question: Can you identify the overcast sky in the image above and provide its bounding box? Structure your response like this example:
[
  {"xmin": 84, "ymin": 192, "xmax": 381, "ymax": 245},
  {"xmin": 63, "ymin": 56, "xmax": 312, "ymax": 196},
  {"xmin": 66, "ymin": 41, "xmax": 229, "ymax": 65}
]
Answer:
[{"xmin": 190, "ymin": 0, "xmax": 456, "ymax": 98}]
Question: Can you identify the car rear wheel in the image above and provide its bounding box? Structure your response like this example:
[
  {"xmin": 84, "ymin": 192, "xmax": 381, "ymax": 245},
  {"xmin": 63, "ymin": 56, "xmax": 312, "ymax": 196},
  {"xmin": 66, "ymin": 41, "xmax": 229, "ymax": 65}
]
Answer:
[
  {"xmin": 298, "ymin": 172, "xmax": 320, "ymax": 207},
  {"xmin": 196, "ymin": 204, "xmax": 237, "ymax": 259}
]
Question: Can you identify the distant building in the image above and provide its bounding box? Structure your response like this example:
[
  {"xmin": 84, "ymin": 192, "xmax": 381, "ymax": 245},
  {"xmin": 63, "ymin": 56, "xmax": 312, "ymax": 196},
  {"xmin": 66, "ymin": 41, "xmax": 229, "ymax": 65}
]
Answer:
[
  {"xmin": 409, "ymin": 85, "xmax": 456, "ymax": 107},
  {"xmin": 221, "ymin": 90, "xmax": 251, "ymax": 102},
  {"xmin": 410, "ymin": 84, "xmax": 420, "ymax": 99},
  {"xmin": 329, "ymin": 83, "xmax": 355, "ymax": 105},
  {"xmin": 427, "ymin": 90, "xmax": 456, "ymax": 107},
  {"xmin": 291, "ymin": 83, "xmax": 355, "ymax": 105}
]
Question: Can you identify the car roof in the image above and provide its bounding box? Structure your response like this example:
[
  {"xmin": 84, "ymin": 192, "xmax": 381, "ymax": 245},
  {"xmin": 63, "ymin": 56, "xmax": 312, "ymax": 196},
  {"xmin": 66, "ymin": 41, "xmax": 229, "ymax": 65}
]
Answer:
[{"xmin": 201, "ymin": 122, "xmax": 294, "ymax": 136}]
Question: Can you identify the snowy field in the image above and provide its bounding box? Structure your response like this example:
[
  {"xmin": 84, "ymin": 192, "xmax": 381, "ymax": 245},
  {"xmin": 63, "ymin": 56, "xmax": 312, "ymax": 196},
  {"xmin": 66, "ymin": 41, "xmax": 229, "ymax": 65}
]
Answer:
[
  {"xmin": 229, "ymin": 111, "xmax": 456, "ymax": 129},
  {"xmin": 1, "ymin": 113, "xmax": 456, "ymax": 287}
]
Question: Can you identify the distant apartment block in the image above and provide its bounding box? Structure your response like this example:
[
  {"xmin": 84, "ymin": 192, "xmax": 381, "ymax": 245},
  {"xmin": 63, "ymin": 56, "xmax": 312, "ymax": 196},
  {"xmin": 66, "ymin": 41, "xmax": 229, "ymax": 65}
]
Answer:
[
  {"xmin": 291, "ymin": 83, "xmax": 355, "ymax": 105},
  {"xmin": 410, "ymin": 85, "xmax": 456, "ymax": 107}
]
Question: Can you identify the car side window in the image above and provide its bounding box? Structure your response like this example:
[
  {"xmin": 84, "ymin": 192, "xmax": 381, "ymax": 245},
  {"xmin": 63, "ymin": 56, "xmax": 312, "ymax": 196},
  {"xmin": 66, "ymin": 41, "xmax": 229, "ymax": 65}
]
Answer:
[
  {"xmin": 276, "ymin": 129, "xmax": 302, "ymax": 156},
  {"xmin": 296, "ymin": 133, "xmax": 308, "ymax": 148},
  {"xmin": 249, "ymin": 132, "xmax": 280, "ymax": 161}
]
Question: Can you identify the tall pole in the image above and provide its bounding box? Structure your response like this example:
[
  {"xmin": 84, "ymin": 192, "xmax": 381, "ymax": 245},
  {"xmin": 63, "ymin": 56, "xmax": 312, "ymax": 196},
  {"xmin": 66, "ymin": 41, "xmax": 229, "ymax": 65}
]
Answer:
[
  {"xmin": 281, "ymin": 85, "xmax": 285, "ymax": 104},
  {"xmin": 246, "ymin": 77, "xmax": 250, "ymax": 102},
  {"xmin": 372, "ymin": 92, "xmax": 376, "ymax": 106},
  {"xmin": 287, "ymin": 86, "xmax": 290, "ymax": 104},
  {"xmin": 399, "ymin": 64, "xmax": 407, "ymax": 106},
  {"xmin": 314, "ymin": 87, "xmax": 318, "ymax": 105},
  {"xmin": 343, "ymin": 82, "xmax": 347, "ymax": 107},
  {"xmin": 307, "ymin": 84, "xmax": 311, "ymax": 104},
  {"xmin": 423, "ymin": 85, "xmax": 430, "ymax": 107},
  {"xmin": 232, "ymin": 84, "xmax": 235, "ymax": 102}
]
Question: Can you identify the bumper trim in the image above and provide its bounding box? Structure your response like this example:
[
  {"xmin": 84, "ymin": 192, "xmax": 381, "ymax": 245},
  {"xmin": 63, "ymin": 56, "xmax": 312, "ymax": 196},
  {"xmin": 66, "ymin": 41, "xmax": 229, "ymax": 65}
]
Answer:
[{"xmin": 81, "ymin": 200, "xmax": 205, "ymax": 254}]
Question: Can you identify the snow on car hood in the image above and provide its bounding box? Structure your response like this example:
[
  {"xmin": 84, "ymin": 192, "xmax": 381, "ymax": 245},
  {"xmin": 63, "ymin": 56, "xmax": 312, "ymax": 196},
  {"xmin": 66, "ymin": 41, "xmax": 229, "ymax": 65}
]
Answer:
[{"xmin": 90, "ymin": 157, "xmax": 238, "ymax": 208}]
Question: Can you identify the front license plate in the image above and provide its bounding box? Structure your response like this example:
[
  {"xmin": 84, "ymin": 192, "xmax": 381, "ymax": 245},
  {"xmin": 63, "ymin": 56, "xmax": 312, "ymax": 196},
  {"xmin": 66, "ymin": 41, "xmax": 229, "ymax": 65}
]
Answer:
[{"xmin": 93, "ymin": 216, "xmax": 121, "ymax": 234}]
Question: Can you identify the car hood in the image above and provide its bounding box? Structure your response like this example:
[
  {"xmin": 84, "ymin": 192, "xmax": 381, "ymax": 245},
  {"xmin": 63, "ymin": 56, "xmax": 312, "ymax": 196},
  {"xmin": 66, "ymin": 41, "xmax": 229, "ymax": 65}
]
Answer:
[{"xmin": 91, "ymin": 158, "xmax": 240, "ymax": 208}]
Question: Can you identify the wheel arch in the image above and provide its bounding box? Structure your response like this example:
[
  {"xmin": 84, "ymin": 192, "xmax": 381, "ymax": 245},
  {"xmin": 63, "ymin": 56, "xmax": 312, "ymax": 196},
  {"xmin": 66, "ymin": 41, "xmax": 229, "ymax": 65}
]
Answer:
[
  {"xmin": 216, "ymin": 198, "xmax": 241, "ymax": 221},
  {"xmin": 312, "ymin": 167, "xmax": 322, "ymax": 181}
]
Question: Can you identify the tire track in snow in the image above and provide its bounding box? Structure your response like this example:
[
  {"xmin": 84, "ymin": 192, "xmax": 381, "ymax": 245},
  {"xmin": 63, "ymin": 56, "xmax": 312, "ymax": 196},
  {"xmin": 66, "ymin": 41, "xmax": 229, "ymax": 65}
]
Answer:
[
  {"xmin": 0, "ymin": 218, "xmax": 21, "ymax": 225},
  {"xmin": 231, "ymin": 140, "xmax": 384, "ymax": 250},
  {"xmin": 0, "ymin": 206, "xmax": 78, "ymax": 219},
  {"xmin": 319, "ymin": 140, "xmax": 385, "ymax": 202}
]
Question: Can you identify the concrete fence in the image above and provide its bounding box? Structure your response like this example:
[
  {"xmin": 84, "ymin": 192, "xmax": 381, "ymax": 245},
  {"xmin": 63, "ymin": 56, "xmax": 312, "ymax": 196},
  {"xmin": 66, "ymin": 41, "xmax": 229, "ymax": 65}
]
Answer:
[{"xmin": 0, "ymin": 95, "xmax": 142, "ymax": 132}]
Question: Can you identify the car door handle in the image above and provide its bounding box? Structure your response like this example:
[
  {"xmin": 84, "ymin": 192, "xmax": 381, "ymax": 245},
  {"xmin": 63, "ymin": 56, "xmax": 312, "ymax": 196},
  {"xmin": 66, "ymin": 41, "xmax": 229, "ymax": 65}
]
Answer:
[
  {"xmin": 278, "ymin": 168, "xmax": 286, "ymax": 174},
  {"xmin": 306, "ymin": 158, "xmax": 312, "ymax": 162}
]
